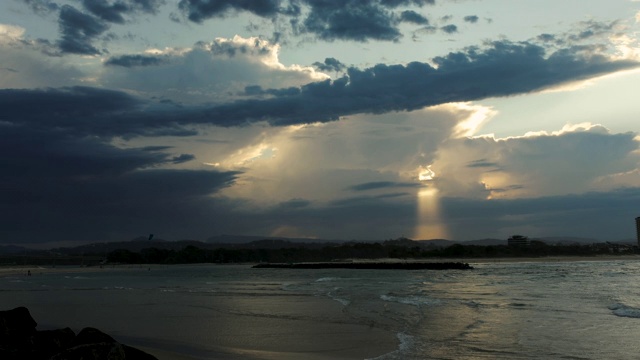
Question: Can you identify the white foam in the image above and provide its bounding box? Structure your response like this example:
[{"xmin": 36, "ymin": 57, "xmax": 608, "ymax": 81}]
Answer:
[
  {"xmin": 380, "ymin": 294, "xmax": 441, "ymax": 307},
  {"xmin": 328, "ymin": 287, "xmax": 350, "ymax": 306},
  {"xmin": 365, "ymin": 332, "xmax": 414, "ymax": 360}
]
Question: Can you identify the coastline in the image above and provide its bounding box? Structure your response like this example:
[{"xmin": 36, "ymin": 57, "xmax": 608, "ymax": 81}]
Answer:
[
  {"xmin": 3, "ymin": 256, "xmax": 640, "ymax": 359},
  {"xmin": 2, "ymin": 254, "xmax": 640, "ymax": 277}
]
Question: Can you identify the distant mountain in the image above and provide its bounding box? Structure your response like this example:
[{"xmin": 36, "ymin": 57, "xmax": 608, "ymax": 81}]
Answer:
[
  {"xmin": 0, "ymin": 245, "xmax": 28, "ymax": 255},
  {"xmin": 51, "ymin": 239, "xmax": 205, "ymax": 255},
  {"xmin": 27, "ymin": 234, "xmax": 635, "ymax": 255},
  {"xmin": 537, "ymin": 237, "xmax": 600, "ymax": 245},
  {"xmin": 205, "ymin": 234, "xmax": 359, "ymax": 245}
]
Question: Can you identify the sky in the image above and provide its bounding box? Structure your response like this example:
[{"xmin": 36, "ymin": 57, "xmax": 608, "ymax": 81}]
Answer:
[{"xmin": 1, "ymin": 0, "xmax": 640, "ymax": 246}]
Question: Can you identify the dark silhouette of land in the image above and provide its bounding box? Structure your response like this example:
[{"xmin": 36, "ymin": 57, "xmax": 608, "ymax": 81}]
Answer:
[{"xmin": 1, "ymin": 237, "xmax": 635, "ymax": 267}]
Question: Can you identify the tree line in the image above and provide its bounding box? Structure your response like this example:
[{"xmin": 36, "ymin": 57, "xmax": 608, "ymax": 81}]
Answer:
[{"xmin": 106, "ymin": 239, "xmax": 635, "ymax": 264}]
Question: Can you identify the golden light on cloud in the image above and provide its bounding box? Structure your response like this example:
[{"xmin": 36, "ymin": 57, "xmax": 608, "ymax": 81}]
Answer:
[
  {"xmin": 222, "ymin": 143, "xmax": 278, "ymax": 168},
  {"xmin": 418, "ymin": 165, "xmax": 435, "ymax": 181},
  {"xmin": 451, "ymin": 103, "xmax": 497, "ymax": 138},
  {"xmin": 0, "ymin": 24, "xmax": 25, "ymax": 43}
]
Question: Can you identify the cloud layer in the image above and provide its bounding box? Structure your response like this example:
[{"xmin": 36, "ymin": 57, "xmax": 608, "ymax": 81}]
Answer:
[{"xmin": 2, "ymin": 1, "xmax": 640, "ymax": 245}]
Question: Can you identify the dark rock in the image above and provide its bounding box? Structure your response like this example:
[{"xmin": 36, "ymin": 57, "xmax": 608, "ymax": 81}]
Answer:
[
  {"xmin": 33, "ymin": 327, "xmax": 75, "ymax": 358},
  {"xmin": 0, "ymin": 308, "xmax": 158, "ymax": 360},
  {"xmin": 62, "ymin": 327, "xmax": 158, "ymax": 360},
  {"xmin": 50, "ymin": 342, "xmax": 126, "ymax": 360},
  {"xmin": 0, "ymin": 307, "xmax": 39, "ymax": 359},
  {"xmin": 74, "ymin": 327, "xmax": 116, "ymax": 346},
  {"xmin": 0, "ymin": 306, "xmax": 37, "ymax": 336}
]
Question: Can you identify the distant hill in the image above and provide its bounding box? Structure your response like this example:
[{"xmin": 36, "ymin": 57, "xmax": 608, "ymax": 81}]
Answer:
[
  {"xmin": 0, "ymin": 245, "xmax": 28, "ymax": 255},
  {"xmin": 10, "ymin": 234, "xmax": 635, "ymax": 256},
  {"xmin": 537, "ymin": 237, "xmax": 599, "ymax": 245},
  {"xmin": 205, "ymin": 234, "xmax": 363, "ymax": 245},
  {"xmin": 50, "ymin": 239, "xmax": 206, "ymax": 255}
]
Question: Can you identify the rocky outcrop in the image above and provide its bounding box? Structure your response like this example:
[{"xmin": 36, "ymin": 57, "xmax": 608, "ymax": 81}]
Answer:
[{"xmin": 0, "ymin": 307, "xmax": 157, "ymax": 360}]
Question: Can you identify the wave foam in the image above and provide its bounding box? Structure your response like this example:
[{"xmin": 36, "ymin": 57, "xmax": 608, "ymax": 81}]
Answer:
[
  {"xmin": 366, "ymin": 332, "xmax": 414, "ymax": 360},
  {"xmin": 609, "ymin": 303, "xmax": 640, "ymax": 318},
  {"xmin": 380, "ymin": 294, "xmax": 441, "ymax": 307}
]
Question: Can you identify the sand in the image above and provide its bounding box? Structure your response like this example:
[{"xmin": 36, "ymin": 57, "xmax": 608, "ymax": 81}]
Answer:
[{"xmin": 0, "ymin": 264, "xmax": 399, "ymax": 360}]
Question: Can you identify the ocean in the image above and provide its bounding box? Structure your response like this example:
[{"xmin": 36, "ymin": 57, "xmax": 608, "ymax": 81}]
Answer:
[{"xmin": 2, "ymin": 259, "xmax": 640, "ymax": 359}]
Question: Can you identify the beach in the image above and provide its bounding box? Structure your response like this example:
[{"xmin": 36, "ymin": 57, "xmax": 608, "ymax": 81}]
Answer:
[
  {"xmin": 3, "ymin": 255, "xmax": 640, "ymax": 359},
  {"xmin": 0, "ymin": 264, "xmax": 399, "ymax": 360}
]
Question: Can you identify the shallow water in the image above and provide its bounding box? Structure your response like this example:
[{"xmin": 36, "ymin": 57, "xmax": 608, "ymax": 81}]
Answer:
[{"xmin": 2, "ymin": 260, "xmax": 640, "ymax": 359}]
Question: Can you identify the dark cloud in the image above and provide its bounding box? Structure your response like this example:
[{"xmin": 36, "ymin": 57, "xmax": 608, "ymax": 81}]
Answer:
[
  {"xmin": 399, "ymin": 10, "xmax": 429, "ymax": 25},
  {"xmin": 170, "ymin": 153, "xmax": 196, "ymax": 164},
  {"xmin": 440, "ymin": 187, "xmax": 640, "ymax": 240},
  {"xmin": 440, "ymin": 24, "xmax": 457, "ymax": 34},
  {"xmin": 537, "ymin": 33, "xmax": 555, "ymax": 42},
  {"xmin": 105, "ymin": 54, "xmax": 167, "ymax": 67},
  {"xmin": 2, "ymin": 41, "xmax": 637, "ymax": 134},
  {"xmin": 348, "ymin": 181, "xmax": 420, "ymax": 191},
  {"xmin": 0, "ymin": 86, "xmax": 141, "ymax": 125},
  {"xmin": 486, "ymin": 184, "xmax": 525, "ymax": 193},
  {"xmin": 329, "ymin": 192, "xmax": 411, "ymax": 207},
  {"xmin": 196, "ymin": 40, "xmax": 638, "ymax": 126},
  {"xmin": 466, "ymin": 159, "xmax": 499, "ymax": 168},
  {"xmin": 379, "ymin": 0, "xmax": 434, "ymax": 6},
  {"xmin": 300, "ymin": 2, "xmax": 402, "ymax": 42},
  {"xmin": 79, "ymin": 0, "xmax": 165, "ymax": 23},
  {"xmin": 0, "ymin": 86, "xmax": 193, "ymax": 137},
  {"xmin": 57, "ymin": 5, "xmax": 109, "ymax": 55},
  {"xmin": 212, "ymin": 195, "xmax": 417, "ymax": 241},
  {"xmin": 0, "ymin": 123, "xmax": 238, "ymax": 243},
  {"xmin": 81, "ymin": 0, "xmax": 129, "ymax": 23},
  {"xmin": 178, "ymin": 0, "xmax": 436, "ymax": 42},
  {"xmin": 242, "ymin": 85, "xmax": 301, "ymax": 97},
  {"xmin": 463, "ymin": 15, "xmax": 478, "ymax": 23},
  {"xmin": 178, "ymin": 0, "xmax": 282, "ymax": 23},
  {"xmin": 312, "ymin": 57, "xmax": 346, "ymax": 72},
  {"xmin": 207, "ymin": 37, "xmax": 272, "ymax": 57},
  {"xmin": 277, "ymin": 198, "xmax": 312, "ymax": 209}
]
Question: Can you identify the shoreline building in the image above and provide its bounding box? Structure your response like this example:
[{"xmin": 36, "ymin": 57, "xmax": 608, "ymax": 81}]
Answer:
[{"xmin": 636, "ymin": 217, "xmax": 640, "ymax": 246}]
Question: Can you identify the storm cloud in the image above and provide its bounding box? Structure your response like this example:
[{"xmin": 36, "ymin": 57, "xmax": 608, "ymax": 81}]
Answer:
[
  {"xmin": 3, "ymin": 39, "xmax": 638, "ymax": 136},
  {"xmin": 57, "ymin": 5, "xmax": 109, "ymax": 54},
  {"xmin": 81, "ymin": 0, "xmax": 165, "ymax": 23},
  {"xmin": 0, "ymin": 123, "xmax": 238, "ymax": 243},
  {"xmin": 178, "ymin": 0, "xmax": 282, "ymax": 23},
  {"xmin": 178, "ymin": 0, "xmax": 437, "ymax": 42},
  {"xmin": 105, "ymin": 54, "xmax": 168, "ymax": 67}
]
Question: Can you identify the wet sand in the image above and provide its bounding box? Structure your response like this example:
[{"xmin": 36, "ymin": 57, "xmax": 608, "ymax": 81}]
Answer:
[{"xmin": 0, "ymin": 265, "xmax": 399, "ymax": 360}]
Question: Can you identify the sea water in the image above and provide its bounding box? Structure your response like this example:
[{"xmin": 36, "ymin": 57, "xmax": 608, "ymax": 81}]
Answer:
[{"xmin": 2, "ymin": 260, "xmax": 640, "ymax": 359}]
